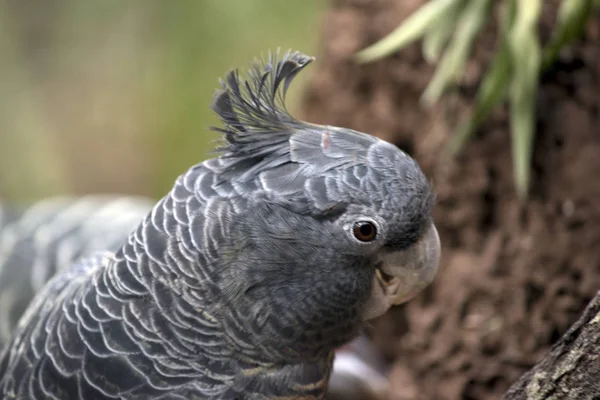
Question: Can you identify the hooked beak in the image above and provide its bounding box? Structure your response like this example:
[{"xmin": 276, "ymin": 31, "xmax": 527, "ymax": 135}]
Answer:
[{"xmin": 362, "ymin": 222, "xmax": 441, "ymax": 320}]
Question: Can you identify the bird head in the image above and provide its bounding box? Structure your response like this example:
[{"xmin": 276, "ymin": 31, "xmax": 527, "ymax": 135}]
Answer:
[{"xmin": 201, "ymin": 50, "xmax": 440, "ymax": 361}]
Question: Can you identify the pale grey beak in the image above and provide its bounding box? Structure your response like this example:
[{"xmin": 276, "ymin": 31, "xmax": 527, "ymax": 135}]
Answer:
[
  {"xmin": 363, "ymin": 222, "xmax": 441, "ymax": 320},
  {"xmin": 381, "ymin": 222, "xmax": 441, "ymax": 304}
]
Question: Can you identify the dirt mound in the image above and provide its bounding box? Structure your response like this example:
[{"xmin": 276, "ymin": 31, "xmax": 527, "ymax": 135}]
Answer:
[{"xmin": 300, "ymin": 1, "xmax": 600, "ymax": 398}]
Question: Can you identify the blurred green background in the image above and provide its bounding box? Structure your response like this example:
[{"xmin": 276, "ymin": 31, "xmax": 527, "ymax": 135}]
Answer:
[{"xmin": 0, "ymin": 0, "xmax": 325, "ymax": 201}]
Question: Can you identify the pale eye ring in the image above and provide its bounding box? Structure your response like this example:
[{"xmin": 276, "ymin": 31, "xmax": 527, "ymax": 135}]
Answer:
[{"xmin": 352, "ymin": 221, "xmax": 377, "ymax": 242}]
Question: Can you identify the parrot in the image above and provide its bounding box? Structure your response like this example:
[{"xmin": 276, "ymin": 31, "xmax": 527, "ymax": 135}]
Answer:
[
  {"xmin": 0, "ymin": 195, "xmax": 389, "ymax": 400},
  {"xmin": 0, "ymin": 50, "xmax": 440, "ymax": 399}
]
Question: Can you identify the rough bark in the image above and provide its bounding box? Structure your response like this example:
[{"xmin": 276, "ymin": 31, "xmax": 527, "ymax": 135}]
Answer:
[{"xmin": 503, "ymin": 291, "xmax": 600, "ymax": 399}]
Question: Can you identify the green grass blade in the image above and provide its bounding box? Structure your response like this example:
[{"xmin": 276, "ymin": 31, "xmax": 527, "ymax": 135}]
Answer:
[
  {"xmin": 355, "ymin": 0, "xmax": 462, "ymax": 63},
  {"xmin": 422, "ymin": 0, "xmax": 466, "ymax": 63},
  {"xmin": 448, "ymin": 0, "xmax": 517, "ymax": 155},
  {"xmin": 508, "ymin": 0, "xmax": 542, "ymax": 198},
  {"xmin": 449, "ymin": 43, "xmax": 511, "ymax": 155},
  {"xmin": 421, "ymin": 0, "xmax": 493, "ymax": 106},
  {"xmin": 543, "ymin": 0, "xmax": 594, "ymax": 70},
  {"xmin": 510, "ymin": 90, "xmax": 536, "ymax": 199}
]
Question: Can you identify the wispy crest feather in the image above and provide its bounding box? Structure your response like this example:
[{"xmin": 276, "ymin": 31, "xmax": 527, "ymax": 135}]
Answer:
[{"xmin": 211, "ymin": 49, "xmax": 314, "ymax": 159}]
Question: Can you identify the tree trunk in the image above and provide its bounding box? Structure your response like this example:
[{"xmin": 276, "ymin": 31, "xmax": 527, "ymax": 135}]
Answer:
[
  {"xmin": 301, "ymin": 0, "xmax": 600, "ymax": 399},
  {"xmin": 503, "ymin": 290, "xmax": 600, "ymax": 399}
]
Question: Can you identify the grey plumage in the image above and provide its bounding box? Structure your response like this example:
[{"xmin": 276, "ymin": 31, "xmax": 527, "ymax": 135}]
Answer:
[
  {"xmin": 0, "ymin": 50, "xmax": 437, "ymax": 399},
  {"xmin": 0, "ymin": 196, "xmax": 153, "ymax": 347},
  {"xmin": 0, "ymin": 195, "xmax": 389, "ymax": 400}
]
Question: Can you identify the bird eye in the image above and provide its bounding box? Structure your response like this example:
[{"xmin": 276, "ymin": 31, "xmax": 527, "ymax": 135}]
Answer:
[{"xmin": 352, "ymin": 221, "xmax": 377, "ymax": 242}]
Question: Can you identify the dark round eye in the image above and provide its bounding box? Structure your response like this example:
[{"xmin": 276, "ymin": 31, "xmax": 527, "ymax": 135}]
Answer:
[{"xmin": 353, "ymin": 221, "xmax": 377, "ymax": 242}]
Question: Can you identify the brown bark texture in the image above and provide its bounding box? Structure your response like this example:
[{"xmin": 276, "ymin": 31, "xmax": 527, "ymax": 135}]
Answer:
[
  {"xmin": 300, "ymin": 0, "xmax": 600, "ymax": 399},
  {"xmin": 503, "ymin": 290, "xmax": 600, "ymax": 400}
]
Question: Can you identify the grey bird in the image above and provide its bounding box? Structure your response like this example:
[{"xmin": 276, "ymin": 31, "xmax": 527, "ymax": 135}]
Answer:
[
  {"xmin": 0, "ymin": 50, "xmax": 440, "ymax": 399},
  {"xmin": 0, "ymin": 195, "xmax": 390, "ymax": 400}
]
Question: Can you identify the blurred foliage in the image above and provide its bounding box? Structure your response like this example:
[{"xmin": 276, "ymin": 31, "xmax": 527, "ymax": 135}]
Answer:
[
  {"xmin": 0, "ymin": 0, "xmax": 324, "ymax": 201},
  {"xmin": 355, "ymin": 0, "xmax": 599, "ymax": 198}
]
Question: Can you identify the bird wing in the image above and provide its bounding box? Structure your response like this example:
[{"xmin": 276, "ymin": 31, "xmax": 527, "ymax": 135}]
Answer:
[{"xmin": 0, "ymin": 196, "xmax": 152, "ymax": 348}]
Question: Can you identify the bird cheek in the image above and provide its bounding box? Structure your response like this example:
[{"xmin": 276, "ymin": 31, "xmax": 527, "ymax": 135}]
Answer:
[{"xmin": 361, "ymin": 273, "xmax": 393, "ymax": 320}]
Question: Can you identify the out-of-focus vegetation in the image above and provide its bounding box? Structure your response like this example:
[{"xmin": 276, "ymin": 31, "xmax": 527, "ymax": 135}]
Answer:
[
  {"xmin": 0, "ymin": 0, "xmax": 324, "ymax": 201},
  {"xmin": 355, "ymin": 0, "xmax": 599, "ymax": 198}
]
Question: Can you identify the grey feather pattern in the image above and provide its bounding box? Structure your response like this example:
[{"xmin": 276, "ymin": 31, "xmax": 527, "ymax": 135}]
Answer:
[
  {"xmin": 0, "ymin": 50, "xmax": 434, "ymax": 399},
  {"xmin": 0, "ymin": 196, "xmax": 152, "ymax": 348}
]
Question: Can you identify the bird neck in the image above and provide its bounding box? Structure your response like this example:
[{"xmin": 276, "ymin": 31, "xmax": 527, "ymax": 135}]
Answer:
[
  {"xmin": 229, "ymin": 352, "xmax": 335, "ymax": 398},
  {"xmin": 99, "ymin": 211, "xmax": 228, "ymax": 361},
  {"xmin": 100, "ymin": 244, "xmax": 337, "ymax": 398}
]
